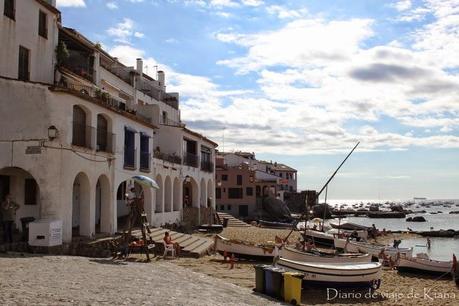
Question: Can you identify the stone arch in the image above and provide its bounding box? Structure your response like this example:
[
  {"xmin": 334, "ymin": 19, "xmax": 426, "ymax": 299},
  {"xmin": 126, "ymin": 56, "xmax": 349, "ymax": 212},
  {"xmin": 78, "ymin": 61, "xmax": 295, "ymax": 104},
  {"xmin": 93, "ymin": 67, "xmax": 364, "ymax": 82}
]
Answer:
[
  {"xmin": 72, "ymin": 172, "xmax": 92, "ymax": 237},
  {"xmin": 0, "ymin": 167, "xmax": 41, "ymax": 231},
  {"xmin": 183, "ymin": 176, "xmax": 198, "ymax": 208},
  {"xmin": 207, "ymin": 179, "xmax": 214, "ymax": 208},
  {"xmin": 96, "ymin": 174, "xmax": 111, "ymax": 234},
  {"xmin": 164, "ymin": 176, "xmax": 172, "ymax": 212},
  {"xmin": 155, "ymin": 174, "xmax": 163, "ymax": 213},
  {"xmin": 200, "ymin": 178, "xmax": 206, "ymax": 207},
  {"xmin": 173, "ymin": 177, "xmax": 181, "ymax": 211}
]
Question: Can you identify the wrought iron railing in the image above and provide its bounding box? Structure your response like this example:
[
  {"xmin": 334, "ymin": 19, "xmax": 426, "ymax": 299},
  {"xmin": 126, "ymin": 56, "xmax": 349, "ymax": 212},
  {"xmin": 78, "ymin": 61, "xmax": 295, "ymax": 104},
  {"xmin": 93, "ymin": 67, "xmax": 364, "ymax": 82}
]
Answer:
[
  {"xmin": 96, "ymin": 129, "xmax": 115, "ymax": 153},
  {"xmin": 154, "ymin": 150, "xmax": 182, "ymax": 164},
  {"xmin": 183, "ymin": 152, "xmax": 198, "ymax": 168},
  {"xmin": 72, "ymin": 122, "xmax": 94, "ymax": 149},
  {"xmin": 200, "ymin": 160, "xmax": 214, "ymax": 173}
]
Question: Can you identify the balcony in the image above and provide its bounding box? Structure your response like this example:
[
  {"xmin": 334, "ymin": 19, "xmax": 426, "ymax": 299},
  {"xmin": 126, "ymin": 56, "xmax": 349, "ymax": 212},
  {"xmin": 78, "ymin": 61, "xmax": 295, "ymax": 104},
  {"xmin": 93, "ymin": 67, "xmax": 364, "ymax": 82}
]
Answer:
[
  {"xmin": 124, "ymin": 147, "xmax": 137, "ymax": 169},
  {"xmin": 140, "ymin": 151, "xmax": 151, "ymax": 172},
  {"xmin": 153, "ymin": 150, "xmax": 182, "ymax": 164},
  {"xmin": 201, "ymin": 160, "xmax": 214, "ymax": 173},
  {"xmin": 72, "ymin": 122, "xmax": 94, "ymax": 149},
  {"xmin": 183, "ymin": 152, "xmax": 198, "ymax": 168},
  {"xmin": 160, "ymin": 117, "xmax": 184, "ymax": 128},
  {"xmin": 96, "ymin": 130, "xmax": 116, "ymax": 154}
]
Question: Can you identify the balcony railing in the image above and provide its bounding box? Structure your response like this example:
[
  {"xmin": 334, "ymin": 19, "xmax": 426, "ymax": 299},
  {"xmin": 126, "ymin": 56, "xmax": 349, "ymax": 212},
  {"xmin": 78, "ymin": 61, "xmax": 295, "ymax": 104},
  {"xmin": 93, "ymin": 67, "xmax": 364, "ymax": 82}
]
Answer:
[
  {"xmin": 183, "ymin": 152, "xmax": 198, "ymax": 168},
  {"xmin": 124, "ymin": 147, "xmax": 137, "ymax": 169},
  {"xmin": 153, "ymin": 150, "xmax": 182, "ymax": 164},
  {"xmin": 72, "ymin": 122, "xmax": 94, "ymax": 149},
  {"xmin": 61, "ymin": 63, "xmax": 94, "ymax": 83},
  {"xmin": 140, "ymin": 151, "xmax": 151, "ymax": 172},
  {"xmin": 96, "ymin": 130, "xmax": 116, "ymax": 153},
  {"xmin": 201, "ymin": 160, "xmax": 214, "ymax": 173},
  {"xmin": 160, "ymin": 117, "xmax": 184, "ymax": 127}
]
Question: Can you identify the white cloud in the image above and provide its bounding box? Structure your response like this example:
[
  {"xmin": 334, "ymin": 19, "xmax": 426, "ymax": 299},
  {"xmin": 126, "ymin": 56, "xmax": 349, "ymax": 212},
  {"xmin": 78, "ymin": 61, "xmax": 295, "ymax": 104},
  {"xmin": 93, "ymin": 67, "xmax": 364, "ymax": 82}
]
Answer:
[
  {"xmin": 106, "ymin": 2, "xmax": 118, "ymax": 9},
  {"xmin": 241, "ymin": 0, "xmax": 263, "ymax": 7},
  {"xmin": 392, "ymin": 0, "xmax": 412, "ymax": 11},
  {"xmin": 56, "ymin": 0, "xmax": 86, "ymax": 7},
  {"xmin": 107, "ymin": 18, "xmax": 144, "ymax": 43},
  {"xmin": 266, "ymin": 5, "xmax": 308, "ymax": 19}
]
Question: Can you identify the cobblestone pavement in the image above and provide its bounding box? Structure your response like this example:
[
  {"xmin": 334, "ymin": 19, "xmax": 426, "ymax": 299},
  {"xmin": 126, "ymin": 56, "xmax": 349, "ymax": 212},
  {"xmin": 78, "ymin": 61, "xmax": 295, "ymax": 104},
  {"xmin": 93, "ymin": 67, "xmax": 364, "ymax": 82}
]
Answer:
[{"xmin": 0, "ymin": 254, "xmax": 281, "ymax": 306}]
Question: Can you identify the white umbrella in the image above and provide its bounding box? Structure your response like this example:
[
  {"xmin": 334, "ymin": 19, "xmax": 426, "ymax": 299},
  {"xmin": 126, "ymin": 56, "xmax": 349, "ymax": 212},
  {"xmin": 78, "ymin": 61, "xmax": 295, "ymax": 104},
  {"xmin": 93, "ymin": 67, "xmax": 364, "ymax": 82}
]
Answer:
[{"xmin": 132, "ymin": 175, "xmax": 159, "ymax": 189}]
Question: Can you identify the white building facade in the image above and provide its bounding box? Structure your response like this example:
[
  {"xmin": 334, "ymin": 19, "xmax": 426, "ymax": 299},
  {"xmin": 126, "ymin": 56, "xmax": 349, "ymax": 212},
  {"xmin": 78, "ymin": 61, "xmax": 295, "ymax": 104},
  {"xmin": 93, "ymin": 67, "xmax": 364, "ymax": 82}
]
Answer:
[{"xmin": 0, "ymin": 0, "xmax": 217, "ymax": 243}]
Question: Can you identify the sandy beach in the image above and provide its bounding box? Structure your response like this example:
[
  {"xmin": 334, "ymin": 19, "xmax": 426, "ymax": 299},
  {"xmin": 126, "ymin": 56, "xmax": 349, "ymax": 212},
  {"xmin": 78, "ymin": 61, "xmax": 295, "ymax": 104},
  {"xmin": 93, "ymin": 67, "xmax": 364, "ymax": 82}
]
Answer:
[{"xmin": 181, "ymin": 227, "xmax": 458, "ymax": 305}]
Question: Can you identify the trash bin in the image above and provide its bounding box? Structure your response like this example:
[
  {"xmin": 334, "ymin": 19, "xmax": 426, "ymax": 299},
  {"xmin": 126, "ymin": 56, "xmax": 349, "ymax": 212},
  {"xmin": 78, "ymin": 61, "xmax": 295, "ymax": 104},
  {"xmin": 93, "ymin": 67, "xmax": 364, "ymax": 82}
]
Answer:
[
  {"xmin": 222, "ymin": 218, "xmax": 229, "ymax": 228},
  {"xmin": 264, "ymin": 266, "xmax": 285, "ymax": 299},
  {"xmin": 254, "ymin": 264, "xmax": 269, "ymax": 293},
  {"xmin": 283, "ymin": 272, "xmax": 303, "ymax": 305},
  {"xmin": 20, "ymin": 217, "xmax": 35, "ymax": 242}
]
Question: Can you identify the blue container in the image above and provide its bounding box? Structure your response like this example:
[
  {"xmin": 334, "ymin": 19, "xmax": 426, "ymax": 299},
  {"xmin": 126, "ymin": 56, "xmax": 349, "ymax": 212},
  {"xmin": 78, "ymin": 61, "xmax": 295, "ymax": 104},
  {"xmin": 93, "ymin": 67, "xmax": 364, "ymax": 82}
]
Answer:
[{"xmin": 264, "ymin": 267, "xmax": 275, "ymax": 296}]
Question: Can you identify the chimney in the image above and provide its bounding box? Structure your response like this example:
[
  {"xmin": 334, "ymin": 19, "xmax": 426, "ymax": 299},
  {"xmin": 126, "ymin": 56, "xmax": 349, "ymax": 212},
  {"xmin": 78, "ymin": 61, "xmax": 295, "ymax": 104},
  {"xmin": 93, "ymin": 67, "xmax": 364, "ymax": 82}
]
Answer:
[
  {"xmin": 157, "ymin": 70, "xmax": 165, "ymax": 86},
  {"xmin": 136, "ymin": 58, "xmax": 143, "ymax": 75}
]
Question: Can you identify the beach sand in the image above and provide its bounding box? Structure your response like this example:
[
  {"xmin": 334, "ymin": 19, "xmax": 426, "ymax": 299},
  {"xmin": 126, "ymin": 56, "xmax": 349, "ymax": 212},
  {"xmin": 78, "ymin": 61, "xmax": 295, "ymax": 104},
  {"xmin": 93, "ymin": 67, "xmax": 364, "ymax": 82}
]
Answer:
[{"xmin": 176, "ymin": 227, "xmax": 458, "ymax": 305}]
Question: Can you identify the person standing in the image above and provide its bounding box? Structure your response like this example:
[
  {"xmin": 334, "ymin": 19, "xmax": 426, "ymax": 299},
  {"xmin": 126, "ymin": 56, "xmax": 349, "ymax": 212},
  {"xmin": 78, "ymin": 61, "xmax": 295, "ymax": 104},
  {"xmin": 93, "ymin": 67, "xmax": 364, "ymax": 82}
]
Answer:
[{"xmin": 1, "ymin": 194, "xmax": 20, "ymax": 243}]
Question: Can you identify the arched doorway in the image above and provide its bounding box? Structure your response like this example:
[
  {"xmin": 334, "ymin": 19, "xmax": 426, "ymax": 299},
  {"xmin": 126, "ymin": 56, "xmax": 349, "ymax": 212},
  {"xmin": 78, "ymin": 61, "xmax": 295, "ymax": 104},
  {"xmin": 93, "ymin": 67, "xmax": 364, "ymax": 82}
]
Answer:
[
  {"xmin": 173, "ymin": 177, "xmax": 181, "ymax": 211},
  {"xmin": 207, "ymin": 179, "xmax": 214, "ymax": 208},
  {"xmin": 0, "ymin": 167, "xmax": 40, "ymax": 232},
  {"xmin": 164, "ymin": 176, "xmax": 172, "ymax": 212},
  {"xmin": 96, "ymin": 175, "xmax": 111, "ymax": 234},
  {"xmin": 183, "ymin": 176, "xmax": 198, "ymax": 208},
  {"xmin": 72, "ymin": 172, "xmax": 91, "ymax": 237},
  {"xmin": 155, "ymin": 174, "xmax": 163, "ymax": 213},
  {"xmin": 200, "ymin": 178, "xmax": 206, "ymax": 207}
]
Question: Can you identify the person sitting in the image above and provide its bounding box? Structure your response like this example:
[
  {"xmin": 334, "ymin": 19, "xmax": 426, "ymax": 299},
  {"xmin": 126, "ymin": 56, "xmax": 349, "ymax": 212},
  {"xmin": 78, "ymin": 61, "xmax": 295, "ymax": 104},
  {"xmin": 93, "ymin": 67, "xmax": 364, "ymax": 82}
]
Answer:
[
  {"xmin": 163, "ymin": 232, "xmax": 180, "ymax": 257},
  {"xmin": 393, "ymin": 239, "xmax": 402, "ymax": 248}
]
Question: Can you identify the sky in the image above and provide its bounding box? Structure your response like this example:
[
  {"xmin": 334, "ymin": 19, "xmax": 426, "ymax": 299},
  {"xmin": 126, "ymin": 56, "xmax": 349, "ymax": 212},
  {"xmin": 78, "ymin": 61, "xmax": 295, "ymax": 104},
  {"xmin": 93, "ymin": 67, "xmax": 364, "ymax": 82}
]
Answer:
[{"xmin": 57, "ymin": 0, "xmax": 459, "ymax": 200}]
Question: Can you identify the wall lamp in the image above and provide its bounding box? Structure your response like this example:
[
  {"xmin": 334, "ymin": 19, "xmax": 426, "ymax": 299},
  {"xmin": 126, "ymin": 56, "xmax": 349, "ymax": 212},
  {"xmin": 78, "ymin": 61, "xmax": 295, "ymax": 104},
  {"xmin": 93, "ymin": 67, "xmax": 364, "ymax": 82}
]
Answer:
[{"xmin": 48, "ymin": 125, "xmax": 58, "ymax": 140}]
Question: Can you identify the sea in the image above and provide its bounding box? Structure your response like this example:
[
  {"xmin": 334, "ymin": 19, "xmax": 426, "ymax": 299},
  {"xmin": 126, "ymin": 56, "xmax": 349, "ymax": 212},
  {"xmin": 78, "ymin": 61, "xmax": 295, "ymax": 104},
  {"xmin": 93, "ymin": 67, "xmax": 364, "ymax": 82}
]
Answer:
[{"xmin": 324, "ymin": 198, "xmax": 459, "ymax": 261}]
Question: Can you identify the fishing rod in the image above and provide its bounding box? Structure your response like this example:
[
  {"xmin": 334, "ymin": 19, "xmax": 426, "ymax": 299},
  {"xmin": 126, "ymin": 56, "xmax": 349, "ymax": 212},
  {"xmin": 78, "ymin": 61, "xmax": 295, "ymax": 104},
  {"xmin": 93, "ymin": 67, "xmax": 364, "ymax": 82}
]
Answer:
[{"xmin": 280, "ymin": 141, "xmax": 360, "ymax": 244}]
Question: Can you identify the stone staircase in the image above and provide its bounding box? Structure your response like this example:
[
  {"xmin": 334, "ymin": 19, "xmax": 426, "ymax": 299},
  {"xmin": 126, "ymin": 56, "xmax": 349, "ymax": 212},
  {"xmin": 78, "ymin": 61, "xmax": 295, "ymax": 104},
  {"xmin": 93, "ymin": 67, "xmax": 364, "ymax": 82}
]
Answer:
[
  {"xmin": 131, "ymin": 227, "xmax": 214, "ymax": 258},
  {"xmin": 216, "ymin": 212, "xmax": 251, "ymax": 228}
]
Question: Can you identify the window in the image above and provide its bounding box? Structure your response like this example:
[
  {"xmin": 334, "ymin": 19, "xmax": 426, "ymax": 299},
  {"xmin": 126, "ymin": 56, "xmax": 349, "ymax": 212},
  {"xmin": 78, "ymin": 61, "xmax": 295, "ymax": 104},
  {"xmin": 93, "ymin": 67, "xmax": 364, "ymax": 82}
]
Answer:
[
  {"xmin": 18, "ymin": 46, "xmax": 30, "ymax": 81},
  {"xmin": 4, "ymin": 0, "xmax": 15, "ymax": 20},
  {"xmin": 38, "ymin": 11, "xmax": 47, "ymax": 38},
  {"xmin": 72, "ymin": 105, "xmax": 88, "ymax": 147},
  {"xmin": 237, "ymin": 175, "xmax": 242, "ymax": 185},
  {"xmin": 124, "ymin": 127, "xmax": 136, "ymax": 168},
  {"xmin": 221, "ymin": 174, "xmax": 228, "ymax": 181},
  {"xmin": 140, "ymin": 133, "xmax": 150, "ymax": 171},
  {"xmin": 162, "ymin": 111, "xmax": 167, "ymax": 124},
  {"xmin": 216, "ymin": 187, "xmax": 221, "ymax": 199},
  {"xmin": 96, "ymin": 115, "xmax": 108, "ymax": 152},
  {"xmin": 256, "ymin": 185, "xmax": 261, "ymax": 197},
  {"xmin": 279, "ymin": 173, "xmax": 283, "ymax": 178},
  {"xmin": 228, "ymin": 188, "xmax": 243, "ymax": 199},
  {"xmin": 24, "ymin": 179, "xmax": 37, "ymax": 205},
  {"xmin": 246, "ymin": 187, "xmax": 253, "ymax": 196},
  {"xmin": 227, "ymin": 205, "xmax": 231, "ymax": 210},
  {"xmin": 219, "ymin": 205, "xmax": 224, "ymax": 211},
  {"xmin": 117, "ymin": 182, "xmax": 126, "ymax": 200}
]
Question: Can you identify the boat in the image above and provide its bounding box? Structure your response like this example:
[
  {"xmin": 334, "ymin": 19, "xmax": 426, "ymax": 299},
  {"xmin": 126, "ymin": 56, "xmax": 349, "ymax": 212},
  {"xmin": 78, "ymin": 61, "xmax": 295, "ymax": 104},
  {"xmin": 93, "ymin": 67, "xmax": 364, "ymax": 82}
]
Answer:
[
  {"xmin": 397, "ymin": 253, "xmax": 452, "ymax": 275},
  {"xmin": 276, "ymin": 258, "xmax": 382, "ymax": 288},
  {"xmin": 214, "ymin": 235, "xmax": 276, "ymax": 260},
  {"xmin": 258, "ymin": 220, "xmax": 294, "ymax": 229},
  {"xmin": 280, "ymin": 246, "xmax": 371, "ymax": 263},
  {"xmin": 334, "ymin": 237, "xmax": 413, "ymax": 258},
  {"xmin": 327, "ymin": 228, "xmax": 368, "ymax": 240},
  {"xmin": 302, "ymin": 230, "xmax": 335, "ymax": 248},
  {"xmin": 329, "ymin": 222, "xmax": 370, "ymax": 231}
]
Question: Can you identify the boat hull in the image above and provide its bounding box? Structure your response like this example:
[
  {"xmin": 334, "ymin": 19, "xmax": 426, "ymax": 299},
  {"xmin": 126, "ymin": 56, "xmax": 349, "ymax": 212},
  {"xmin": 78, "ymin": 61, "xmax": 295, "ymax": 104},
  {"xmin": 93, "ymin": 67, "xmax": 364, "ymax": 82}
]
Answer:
[
  {"xmin": 302, "ymin": 230, "xmax": 335, "ymax": 248},
  {"xmin": 276, "ymin": 258, "xmax": 382, "ymax": 288},
  {"xmin": 334, "ymin": 237, "xmax": 413, "ymax": 258},
  {"xmin": 398, "ymin": 257, "xmax": 452, "ymax": 275},
  {"xmin": 259, "ymin": 220, "xmax": 294, "ymax": 229},
  {"xmin": 214, "ymin": 235, "xmax": 275, "ymax": 260},
  {"xmin": 281, "ymin": 246, "xmax": 371, "ymax": 263}
]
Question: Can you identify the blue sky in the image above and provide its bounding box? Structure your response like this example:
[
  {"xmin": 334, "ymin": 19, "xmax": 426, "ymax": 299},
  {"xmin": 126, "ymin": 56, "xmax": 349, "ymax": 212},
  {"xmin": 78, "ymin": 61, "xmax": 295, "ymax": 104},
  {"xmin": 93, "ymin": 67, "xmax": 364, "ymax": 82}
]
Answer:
[{"xmin": 57, "ymin": 0, "xmax": 459, "ymax": 199}]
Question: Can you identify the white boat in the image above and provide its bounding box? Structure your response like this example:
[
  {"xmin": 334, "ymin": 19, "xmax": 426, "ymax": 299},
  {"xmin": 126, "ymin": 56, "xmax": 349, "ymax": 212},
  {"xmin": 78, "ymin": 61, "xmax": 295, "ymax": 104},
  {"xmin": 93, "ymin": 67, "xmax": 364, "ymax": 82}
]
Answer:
[
  {"xmin": 214, "ymin": 235, "xmax": 275, "ymax": 260},
  {"xmin": 302, "ymin": 230, "xmax": 335, "ymax": 247},
  {"xmin": 280, "ymin": 246, "xmax": 372, "ymax": 263},
  {"xmin": 334, "ymin": 237, "xmax": 413, "ymax": 258},
  {"xmin": 397, "ymin": 253, "xmax": 453, "ymax": 275},
  {"xmin": 327, "ymin": 228, "xmax": 368, "ymax": 240},
  {"xmin": 276, "ymin": 258, "xmax": 382, "ymax": 288}
]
